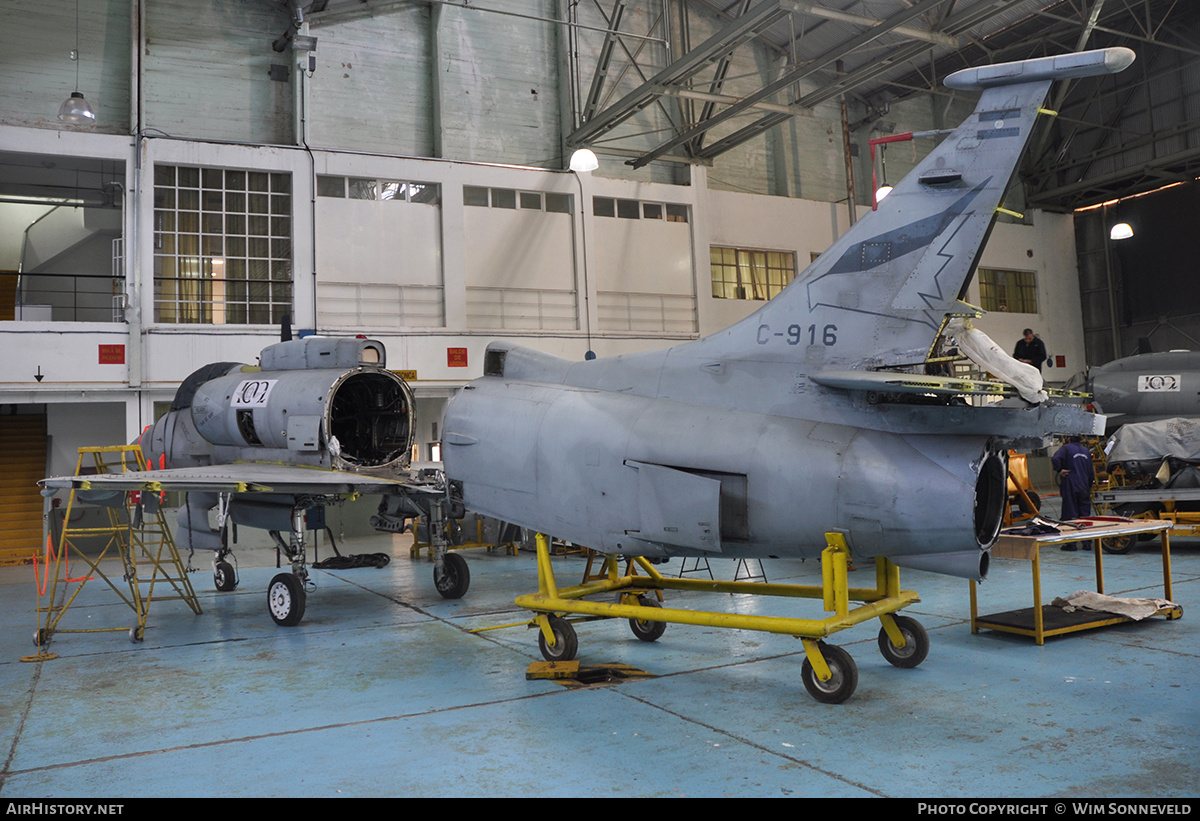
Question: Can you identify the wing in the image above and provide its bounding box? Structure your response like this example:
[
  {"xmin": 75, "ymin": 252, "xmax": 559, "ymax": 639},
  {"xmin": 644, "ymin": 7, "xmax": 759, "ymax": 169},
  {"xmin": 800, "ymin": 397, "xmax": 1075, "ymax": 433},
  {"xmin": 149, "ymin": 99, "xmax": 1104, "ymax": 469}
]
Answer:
[{"xmin": 41, "ymin": 462, "xmax": 427, "ymax": 496}]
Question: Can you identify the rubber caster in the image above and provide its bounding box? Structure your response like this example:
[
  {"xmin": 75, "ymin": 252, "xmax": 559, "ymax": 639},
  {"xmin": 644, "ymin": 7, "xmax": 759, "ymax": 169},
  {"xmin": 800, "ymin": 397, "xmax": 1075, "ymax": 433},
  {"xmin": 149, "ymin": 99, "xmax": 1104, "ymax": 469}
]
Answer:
[
  {"xmin": 538, "ymin": 615, "xmax": 578, "ymax": 662},
  {"xmin": 801, "ymin": 642, "xmax": 858, "ymax": 704},
  {"xmin": 628, "ymin": 596, "xmax": 666, "ymax": 642},
  {"xmin": 1101, "ymin": 534, "xmax": 1133, "ymax": 554},
  {"xmin": 877, "ymin": 615, "xmax": 930, "ymax": 669}
]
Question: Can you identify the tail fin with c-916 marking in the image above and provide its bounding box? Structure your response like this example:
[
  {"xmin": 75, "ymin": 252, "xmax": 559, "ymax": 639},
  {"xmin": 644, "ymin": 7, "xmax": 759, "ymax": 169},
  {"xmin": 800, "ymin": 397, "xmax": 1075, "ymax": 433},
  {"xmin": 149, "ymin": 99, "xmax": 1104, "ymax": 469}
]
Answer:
[{"xmin": 680, "ymin": 47, "xmax": 1136, "ymax": 375}]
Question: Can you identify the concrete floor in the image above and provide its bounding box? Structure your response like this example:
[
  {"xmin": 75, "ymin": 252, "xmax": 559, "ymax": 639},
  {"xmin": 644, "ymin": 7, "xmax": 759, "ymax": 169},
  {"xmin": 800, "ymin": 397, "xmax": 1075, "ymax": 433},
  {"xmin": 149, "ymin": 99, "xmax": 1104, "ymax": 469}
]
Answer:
[{"xmin": 1, "ymin": 506, "xmax": 1197, "ymax": 798}]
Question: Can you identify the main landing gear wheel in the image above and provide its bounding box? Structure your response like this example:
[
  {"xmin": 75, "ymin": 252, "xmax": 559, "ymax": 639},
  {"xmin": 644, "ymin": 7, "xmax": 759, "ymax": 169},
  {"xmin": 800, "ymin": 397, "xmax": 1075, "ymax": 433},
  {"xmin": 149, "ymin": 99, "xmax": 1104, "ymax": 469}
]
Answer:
[
  {"xmin": 877, "ymin": 615, "xmax": 929, "ymax": 669},
  {"xmin": 538, "ymin": 615, "xmax": 578, "ymax": 662},
  {"xmin": 214, "ymin": 560, "xmax": 237, "ymax": 592},
  {"xmin": 433, "ymin": 552, "xmax": 470, "ymax": 599},
  {"xmin": 801, "ymin": 642, "xmax": 858, "ymax": 704},
  {"xmin": 128, "ymin": 626, "xmax": 144, "ymax": 643},
  {"xmin": 267, "ymin": 573, "xmax": 306, "ymax": 627},
  {"xmin": 629, "ymin": 596, "xmax": 667, "ymax": 642}
]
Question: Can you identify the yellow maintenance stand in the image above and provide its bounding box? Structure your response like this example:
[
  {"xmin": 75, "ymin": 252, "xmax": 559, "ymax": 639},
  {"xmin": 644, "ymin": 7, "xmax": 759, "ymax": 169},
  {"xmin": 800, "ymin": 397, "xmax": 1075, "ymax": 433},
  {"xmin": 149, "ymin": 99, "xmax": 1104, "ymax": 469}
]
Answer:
[
  {"xmin": 516, "ymin": 532, "xmax": 928, "ymax": 703},
  {"xmin": 31, "ymin": 445, "xmax": 200, "ymax": 654}
]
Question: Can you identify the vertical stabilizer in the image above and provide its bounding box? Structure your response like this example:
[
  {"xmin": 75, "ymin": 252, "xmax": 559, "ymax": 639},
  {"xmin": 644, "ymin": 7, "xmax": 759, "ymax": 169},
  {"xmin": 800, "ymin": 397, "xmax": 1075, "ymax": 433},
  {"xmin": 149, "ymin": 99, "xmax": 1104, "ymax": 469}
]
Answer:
[{"xmin": 689, "ymin": 48, "xmax": 1134, "ymax": 373}]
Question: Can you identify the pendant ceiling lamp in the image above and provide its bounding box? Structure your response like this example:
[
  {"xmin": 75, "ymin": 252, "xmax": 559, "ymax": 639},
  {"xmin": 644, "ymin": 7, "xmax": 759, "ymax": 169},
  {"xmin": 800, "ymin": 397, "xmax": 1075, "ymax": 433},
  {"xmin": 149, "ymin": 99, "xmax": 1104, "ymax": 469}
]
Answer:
[{"xmin": 58, "ymin": 0, "xmax": 95, "ymax": 125}]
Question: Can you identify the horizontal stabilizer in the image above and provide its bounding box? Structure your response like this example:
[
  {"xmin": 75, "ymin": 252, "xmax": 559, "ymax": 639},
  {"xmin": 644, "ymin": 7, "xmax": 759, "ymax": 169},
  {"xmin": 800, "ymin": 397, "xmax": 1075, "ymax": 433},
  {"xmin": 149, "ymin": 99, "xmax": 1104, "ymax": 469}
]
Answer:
[
  {"xmin": 811, "ymin": 369, "xmax": 1096, "ymax": 402},
  {"xmin": 810, "ymin": 370, "xmax": 1021, "ymax": 398},
  {"xmin": 945, "ymin": 48, "xmax": 1135, "ymax": 90}
]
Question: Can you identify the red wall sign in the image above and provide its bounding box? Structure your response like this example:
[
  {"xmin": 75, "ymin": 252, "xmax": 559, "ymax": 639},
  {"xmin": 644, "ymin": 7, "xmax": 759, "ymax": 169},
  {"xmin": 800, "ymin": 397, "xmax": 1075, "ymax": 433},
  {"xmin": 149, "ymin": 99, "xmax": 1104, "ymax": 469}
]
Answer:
[
  {"xmin": 447, "ymin": 347, "xmax": 468, "ymax": 368},
  {"xmin": 98, "ymin": 344, "xmax": 126, "ymax": 365}
]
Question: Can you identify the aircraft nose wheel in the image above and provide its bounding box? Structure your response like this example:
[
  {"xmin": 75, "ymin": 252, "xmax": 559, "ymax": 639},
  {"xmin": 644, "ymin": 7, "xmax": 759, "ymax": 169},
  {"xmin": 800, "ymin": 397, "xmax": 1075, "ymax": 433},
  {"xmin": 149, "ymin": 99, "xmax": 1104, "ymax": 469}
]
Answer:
[
  {"xmin": 433, "ymin": 552, "xmax": 470, "ymax": 599},
  {"xmin": 800, "ymin": 642, "xmax": 858, "ymax": 704},
  {"xmin": 877, "ymin": 615, "xmax": 929, "ymax": 668},
  {"xmin": 214, "ymin": 560, "xmax": 238, "ymax": 592},
  {"xmin": 267, "ymin": 573, "xmax": 306, "ymax": 626}
]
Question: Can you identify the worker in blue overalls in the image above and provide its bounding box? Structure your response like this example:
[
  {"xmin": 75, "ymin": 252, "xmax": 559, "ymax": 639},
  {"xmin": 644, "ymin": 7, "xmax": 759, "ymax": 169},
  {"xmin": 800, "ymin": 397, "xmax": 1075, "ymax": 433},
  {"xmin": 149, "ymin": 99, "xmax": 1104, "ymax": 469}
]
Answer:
[{"xmin": 1052, "ymin": 436, "xmax": 1095, "ymax": 522}]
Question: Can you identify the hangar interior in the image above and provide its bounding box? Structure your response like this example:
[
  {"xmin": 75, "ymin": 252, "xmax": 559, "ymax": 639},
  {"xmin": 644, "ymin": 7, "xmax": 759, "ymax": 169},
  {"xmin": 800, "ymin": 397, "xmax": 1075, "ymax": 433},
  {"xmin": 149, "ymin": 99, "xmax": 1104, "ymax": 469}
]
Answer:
[{"xmin": 1, "ymin": 0, "xmax": 1198, "ymax": 798}]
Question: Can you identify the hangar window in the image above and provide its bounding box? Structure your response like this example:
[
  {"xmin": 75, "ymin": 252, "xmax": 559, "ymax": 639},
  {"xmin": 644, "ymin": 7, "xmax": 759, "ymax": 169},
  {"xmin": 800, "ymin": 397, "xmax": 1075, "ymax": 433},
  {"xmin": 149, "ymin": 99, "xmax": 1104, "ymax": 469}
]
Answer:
[
  {"xmin": 978, "ymin": 268, "xmax": 1038, "ymax": 314},
  {"xmin": 465, "ymin": 186, "xmax": 572, "ymax": 214},
  {"xmin": 153, "ymin": 164, "xmax": 293, "ymax": 325},
  {"xmin": 710, "ymin": 247, "xmax": 795, "ymax": 300},
  {"xmin": 491, "ymin": 188, "xmax": 517, "ymax": 209},
  {"xmin": 349, "ymin": 178, "xmax": 377, "ymax": 200},
  {"xmin": 321, "ymin": 176, "xmax": 441, "ymax": 205},
  {"xmin": 593, "ymin": 197, "xmax": 689, "ymax": 223},
  {"xmin": 317, "ymin": 175, "xmax": 344, "ymax": 197}
]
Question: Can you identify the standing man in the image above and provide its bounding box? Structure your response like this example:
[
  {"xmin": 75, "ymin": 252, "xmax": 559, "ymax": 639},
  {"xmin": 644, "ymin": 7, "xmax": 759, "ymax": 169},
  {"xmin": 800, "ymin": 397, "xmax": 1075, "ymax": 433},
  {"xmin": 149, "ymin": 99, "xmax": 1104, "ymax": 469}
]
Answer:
[
  {"xmin": 1052, "ymin": 436, "xmax": 1095, "ymax": 524},
  {"xmin": 1013, "ymin": 328, "xmax": 1047, "ymax": 371}
]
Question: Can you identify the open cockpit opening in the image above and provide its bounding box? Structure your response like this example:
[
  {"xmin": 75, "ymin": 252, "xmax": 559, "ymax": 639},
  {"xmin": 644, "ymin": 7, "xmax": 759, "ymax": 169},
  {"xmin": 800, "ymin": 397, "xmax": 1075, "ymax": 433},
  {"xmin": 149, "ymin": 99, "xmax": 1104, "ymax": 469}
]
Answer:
[{"xmin": 328, "ymin": 371, "xmax": 413, "ymax": 468}]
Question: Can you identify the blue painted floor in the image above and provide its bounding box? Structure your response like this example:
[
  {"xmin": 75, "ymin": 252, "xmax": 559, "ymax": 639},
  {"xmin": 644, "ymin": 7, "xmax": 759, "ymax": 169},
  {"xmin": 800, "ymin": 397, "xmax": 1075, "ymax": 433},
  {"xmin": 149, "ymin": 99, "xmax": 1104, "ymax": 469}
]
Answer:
[{"xmin": 1, "ymin": 511, "xmax": 1197, "ymax": 798}]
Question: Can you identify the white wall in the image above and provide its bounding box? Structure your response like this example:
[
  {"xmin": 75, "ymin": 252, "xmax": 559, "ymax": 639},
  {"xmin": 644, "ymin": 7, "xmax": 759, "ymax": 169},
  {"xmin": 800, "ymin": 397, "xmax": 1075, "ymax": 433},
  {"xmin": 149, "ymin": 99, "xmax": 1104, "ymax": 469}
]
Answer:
[
  {"xmin": 46, "ymin": 401, "xmax": 127, "ymax": 477},
  {"xmin": 965, "ymin": 212, "xmax": 1086, "ymax": 383},
  {"xmin": 0, "ymin": 122, "xmax": 1088, "ymax": 462}
]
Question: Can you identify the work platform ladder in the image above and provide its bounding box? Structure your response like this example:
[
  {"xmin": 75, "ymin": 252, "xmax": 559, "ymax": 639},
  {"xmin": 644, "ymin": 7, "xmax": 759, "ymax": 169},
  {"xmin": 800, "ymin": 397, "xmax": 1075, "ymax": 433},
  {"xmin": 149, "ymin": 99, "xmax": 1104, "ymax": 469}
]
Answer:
[{"xmin": 30, "ymin": 446, "xmax": 201, "ymax": 656}]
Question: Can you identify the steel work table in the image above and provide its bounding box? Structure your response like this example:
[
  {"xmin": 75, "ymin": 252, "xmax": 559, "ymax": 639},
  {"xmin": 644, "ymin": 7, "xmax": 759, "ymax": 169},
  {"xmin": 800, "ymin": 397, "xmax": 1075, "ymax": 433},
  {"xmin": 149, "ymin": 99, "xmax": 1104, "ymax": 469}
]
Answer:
[{"xmin": 970, "ymin": 518, "xmax": 1180, "ymax": 645}]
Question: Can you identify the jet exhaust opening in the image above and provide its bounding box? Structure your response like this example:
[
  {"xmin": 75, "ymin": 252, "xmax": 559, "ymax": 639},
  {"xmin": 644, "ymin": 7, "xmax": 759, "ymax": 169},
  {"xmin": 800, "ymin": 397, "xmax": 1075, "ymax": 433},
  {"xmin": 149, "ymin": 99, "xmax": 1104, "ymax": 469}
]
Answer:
[
  {"xmin": 974, "ymin": 451, "xmax": 1007, "ymax": 547},
  {"xmin": 328, "ymin": 372, "xmax": 412, "ymax": 468}
]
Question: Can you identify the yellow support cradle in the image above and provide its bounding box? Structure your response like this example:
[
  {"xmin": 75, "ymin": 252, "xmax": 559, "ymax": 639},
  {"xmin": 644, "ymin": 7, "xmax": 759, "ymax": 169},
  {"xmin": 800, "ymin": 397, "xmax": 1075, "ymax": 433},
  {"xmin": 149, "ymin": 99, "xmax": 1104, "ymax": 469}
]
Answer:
[
  {"xmin": 31, "ymin": 446, "xmax": 201, "ymax": 654},
  {"xmin": 515, "ymin": 532, "xmax": 928, "ymax": 703}
]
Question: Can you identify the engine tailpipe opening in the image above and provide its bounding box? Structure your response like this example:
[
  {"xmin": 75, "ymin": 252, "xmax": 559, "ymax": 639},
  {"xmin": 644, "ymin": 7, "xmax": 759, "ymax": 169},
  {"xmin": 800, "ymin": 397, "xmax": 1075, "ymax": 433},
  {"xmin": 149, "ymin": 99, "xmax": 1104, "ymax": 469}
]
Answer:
[{"xmin": 974, "ymin": 450, "xmax": 1007, "ymax": 548}]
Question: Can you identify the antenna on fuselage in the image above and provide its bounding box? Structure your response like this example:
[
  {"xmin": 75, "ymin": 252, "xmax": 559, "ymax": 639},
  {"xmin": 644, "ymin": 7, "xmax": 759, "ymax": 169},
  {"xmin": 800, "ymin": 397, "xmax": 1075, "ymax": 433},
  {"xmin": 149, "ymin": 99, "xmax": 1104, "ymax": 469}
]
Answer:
[{"xmin": 280, "ymin": 313, "xmax": 293, "ymax": 342}]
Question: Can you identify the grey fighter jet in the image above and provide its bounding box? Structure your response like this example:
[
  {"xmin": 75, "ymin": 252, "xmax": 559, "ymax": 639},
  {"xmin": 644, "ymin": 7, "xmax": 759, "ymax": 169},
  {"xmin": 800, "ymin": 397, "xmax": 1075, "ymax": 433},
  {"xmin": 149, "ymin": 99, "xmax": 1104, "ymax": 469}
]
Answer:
[
  {"xmin": 442, "ymin": 49, "xmax": 1131, "ymax": 583},
  {"xmin": 42, "ymin": 335, "xmax": 468, "ymax": 627},
  {"xmin": 1079, "ymin": 350, "xmax": 1200, "ymax": 432}
]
